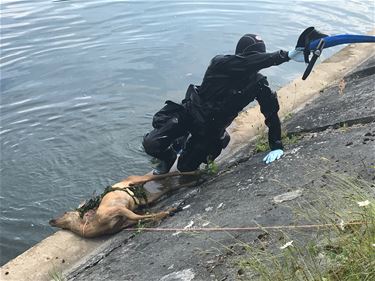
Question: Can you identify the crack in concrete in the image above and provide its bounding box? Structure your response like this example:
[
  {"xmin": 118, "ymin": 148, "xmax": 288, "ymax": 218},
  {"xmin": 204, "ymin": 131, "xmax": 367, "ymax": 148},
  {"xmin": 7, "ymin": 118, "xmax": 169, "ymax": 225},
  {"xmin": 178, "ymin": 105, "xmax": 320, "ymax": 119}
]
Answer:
[
  {"xmin": 345, "ymin": 64, "xmax": 375, "ymax": 81},
  {"xmin": 224, "ymin": 116, "xmax": 375, "ymax": 173},
  {"xmin": 287, "ymin": 116, "xmax": 375, "ymax": 136},
  {"xmin": 67, "ymin": 234, "xmax": 136, "ymax": 279}
]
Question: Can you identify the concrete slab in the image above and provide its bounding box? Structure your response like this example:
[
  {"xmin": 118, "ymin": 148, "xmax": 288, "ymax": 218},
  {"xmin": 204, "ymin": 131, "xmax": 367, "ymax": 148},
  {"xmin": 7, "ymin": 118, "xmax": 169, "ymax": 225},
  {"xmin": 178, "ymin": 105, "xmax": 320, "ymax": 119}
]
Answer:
[
  {"xmin": 285, "ymin": 56, "xmax": 375, "ymax": 133},
  {"xmin": 0, "ymin": 231, "xmax": 107, "ymax": 281},
  {"xmin": 67, "ymin": 123, "xmax": 375, "ymax": 281},
  {"xmin": 66, "ymin": 53, "xmax": 375, "ymax": 281}
]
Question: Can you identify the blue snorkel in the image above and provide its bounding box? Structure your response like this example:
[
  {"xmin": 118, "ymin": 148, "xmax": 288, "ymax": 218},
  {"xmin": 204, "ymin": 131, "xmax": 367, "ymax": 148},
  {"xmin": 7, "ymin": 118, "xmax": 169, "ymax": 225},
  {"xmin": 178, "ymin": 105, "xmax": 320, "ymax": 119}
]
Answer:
[
  {"xmin": 296, "ymin": 27, "xmax": 375, "ymax": 80},
  {"xmin": 309, "ymin": 34, "xmax": 375, "ymax": 50}
]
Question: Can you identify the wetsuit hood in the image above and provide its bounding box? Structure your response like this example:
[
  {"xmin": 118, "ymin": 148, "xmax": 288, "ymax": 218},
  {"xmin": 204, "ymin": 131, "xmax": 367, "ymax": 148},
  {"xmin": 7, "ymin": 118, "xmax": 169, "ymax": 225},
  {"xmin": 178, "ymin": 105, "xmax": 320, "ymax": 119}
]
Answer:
[{"xmin": 235, "ymin": 34, "xmax": 266, "ymax": 55}]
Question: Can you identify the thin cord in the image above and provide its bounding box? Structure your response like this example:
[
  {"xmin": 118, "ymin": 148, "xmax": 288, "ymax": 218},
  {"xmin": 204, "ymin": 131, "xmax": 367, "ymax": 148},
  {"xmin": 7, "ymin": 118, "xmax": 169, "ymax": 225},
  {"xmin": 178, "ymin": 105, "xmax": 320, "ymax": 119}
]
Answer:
[{"xmin": 122, "ymin": 221, "xmax": 366, "ymax": 233}]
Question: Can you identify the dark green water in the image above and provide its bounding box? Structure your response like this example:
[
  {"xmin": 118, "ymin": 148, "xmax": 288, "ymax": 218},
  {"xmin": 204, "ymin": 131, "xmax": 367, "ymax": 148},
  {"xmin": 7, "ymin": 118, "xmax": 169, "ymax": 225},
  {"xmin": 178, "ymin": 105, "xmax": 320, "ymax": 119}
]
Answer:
[{"xmin": 0, "ymin": 0, "xmax": 373, "ymax": 265}]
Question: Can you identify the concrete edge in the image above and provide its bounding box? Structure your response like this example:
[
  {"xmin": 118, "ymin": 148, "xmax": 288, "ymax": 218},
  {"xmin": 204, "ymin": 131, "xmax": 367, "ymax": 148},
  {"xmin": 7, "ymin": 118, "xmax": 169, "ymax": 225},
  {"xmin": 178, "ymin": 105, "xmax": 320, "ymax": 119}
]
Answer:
[{"xmin": 1, "ymin": 30, "xmax": 374, "ymax": 281}]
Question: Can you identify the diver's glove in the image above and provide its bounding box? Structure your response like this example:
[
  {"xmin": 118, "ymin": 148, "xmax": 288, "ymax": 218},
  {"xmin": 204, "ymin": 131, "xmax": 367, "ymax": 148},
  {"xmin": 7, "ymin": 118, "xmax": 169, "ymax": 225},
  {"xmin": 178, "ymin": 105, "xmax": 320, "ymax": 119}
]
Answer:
[
  {"xmin": 263, "ymin": 149, "xmax": 284, "ymax": 164},
  {"xmin": 288, "ymin": 48, "xmax": 305, "ymax": 62}
]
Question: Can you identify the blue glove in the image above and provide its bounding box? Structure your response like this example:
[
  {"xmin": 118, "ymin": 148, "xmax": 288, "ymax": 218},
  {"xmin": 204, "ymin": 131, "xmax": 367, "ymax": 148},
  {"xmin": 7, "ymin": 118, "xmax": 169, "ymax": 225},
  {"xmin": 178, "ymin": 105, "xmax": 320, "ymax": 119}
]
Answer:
[
  {"xmin": 263, "ymin": 149, "xmax": 284, "ymax": 164},
  {"xmin": 288, "ymin": 47, "xmax": 305, "ymax": 62}
]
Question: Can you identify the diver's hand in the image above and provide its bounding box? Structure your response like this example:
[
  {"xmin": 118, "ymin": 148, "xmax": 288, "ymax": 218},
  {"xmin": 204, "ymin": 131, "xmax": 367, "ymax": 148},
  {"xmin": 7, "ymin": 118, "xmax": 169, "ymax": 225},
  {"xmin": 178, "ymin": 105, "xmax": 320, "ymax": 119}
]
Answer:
[
  {"xmin": 263, "ymin": 149, "xmax": 284, "ymax": 164},
  {"xmin": 288, "ymin": 48, "xmax": 305, "ymax": 62}
]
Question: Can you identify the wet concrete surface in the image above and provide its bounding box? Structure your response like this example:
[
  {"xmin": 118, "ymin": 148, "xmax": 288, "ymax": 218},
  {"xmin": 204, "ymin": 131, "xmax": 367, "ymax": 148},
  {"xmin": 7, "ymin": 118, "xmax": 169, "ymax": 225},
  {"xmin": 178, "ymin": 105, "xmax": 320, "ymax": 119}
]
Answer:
[
  {"xmin": 285, "ymin": 56, "xmax": 375, "ymax": 133},
  {"xmin": 67, "ymin": 57, "xmax": 374, "ymax": 281}
]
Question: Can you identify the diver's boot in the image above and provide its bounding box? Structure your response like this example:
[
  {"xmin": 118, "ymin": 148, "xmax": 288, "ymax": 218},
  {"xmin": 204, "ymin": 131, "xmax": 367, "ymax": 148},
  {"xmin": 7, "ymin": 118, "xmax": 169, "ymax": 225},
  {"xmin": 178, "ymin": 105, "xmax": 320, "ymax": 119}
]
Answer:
[{"xmin": 153, "ymin": 149, "xmax": 177, "ymax": 175}]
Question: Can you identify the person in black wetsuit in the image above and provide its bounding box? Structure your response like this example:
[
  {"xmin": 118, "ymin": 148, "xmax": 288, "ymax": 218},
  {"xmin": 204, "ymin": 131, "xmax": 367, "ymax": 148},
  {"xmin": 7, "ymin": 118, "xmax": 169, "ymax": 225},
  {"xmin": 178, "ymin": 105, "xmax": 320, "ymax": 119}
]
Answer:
[{"xmin": 143, "ymin": 34, "xmax": 304, "ymax": 174}]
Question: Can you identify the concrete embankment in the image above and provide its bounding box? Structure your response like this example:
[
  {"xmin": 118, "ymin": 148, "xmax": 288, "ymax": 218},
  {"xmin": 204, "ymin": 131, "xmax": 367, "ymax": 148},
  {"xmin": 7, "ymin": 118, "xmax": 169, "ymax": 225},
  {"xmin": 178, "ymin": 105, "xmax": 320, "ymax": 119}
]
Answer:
[
  {"xmin": 64, "ymin": 53, "xmax": 375, "ymax": 281},
  {"xmin": 1, "ymin": 37, "xmax": 374, "ymax": 281}
]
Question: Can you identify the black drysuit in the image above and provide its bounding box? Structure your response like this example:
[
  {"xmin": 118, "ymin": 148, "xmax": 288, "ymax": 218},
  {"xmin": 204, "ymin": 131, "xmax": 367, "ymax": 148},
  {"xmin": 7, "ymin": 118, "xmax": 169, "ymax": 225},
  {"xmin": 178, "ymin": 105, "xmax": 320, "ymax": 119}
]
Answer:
[{"xmin": 143, "ymin": 50, "xmax": 290, "ymax": 172}]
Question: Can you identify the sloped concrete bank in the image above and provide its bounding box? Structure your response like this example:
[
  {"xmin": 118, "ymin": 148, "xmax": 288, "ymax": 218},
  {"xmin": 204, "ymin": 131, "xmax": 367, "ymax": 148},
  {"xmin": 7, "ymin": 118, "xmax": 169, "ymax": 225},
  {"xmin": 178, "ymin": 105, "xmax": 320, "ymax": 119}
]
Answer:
[
  {"xmin": 1, "ymin": 39, "xmax": 374, "ymax": 281},
  {"xmin": 64, "ymin": 54, "xmax": 375, "ymax": 281}
]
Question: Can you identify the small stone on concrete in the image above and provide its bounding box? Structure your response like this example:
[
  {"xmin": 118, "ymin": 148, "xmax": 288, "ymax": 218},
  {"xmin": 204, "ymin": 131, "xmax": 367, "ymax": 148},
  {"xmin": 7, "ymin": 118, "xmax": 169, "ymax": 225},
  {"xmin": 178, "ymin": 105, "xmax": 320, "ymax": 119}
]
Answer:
[{"xmin": 273, "ymin": 190, "xmax": 303, "ymax": 203}]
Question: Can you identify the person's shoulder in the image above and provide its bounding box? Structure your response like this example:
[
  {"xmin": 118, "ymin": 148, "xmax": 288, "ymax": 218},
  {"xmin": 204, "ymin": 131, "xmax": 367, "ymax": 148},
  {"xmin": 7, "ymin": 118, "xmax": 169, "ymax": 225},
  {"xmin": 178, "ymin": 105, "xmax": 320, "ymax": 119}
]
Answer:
[{"xmin": 209, "ymin": 54, "xmax": 236, "ymax": 66}]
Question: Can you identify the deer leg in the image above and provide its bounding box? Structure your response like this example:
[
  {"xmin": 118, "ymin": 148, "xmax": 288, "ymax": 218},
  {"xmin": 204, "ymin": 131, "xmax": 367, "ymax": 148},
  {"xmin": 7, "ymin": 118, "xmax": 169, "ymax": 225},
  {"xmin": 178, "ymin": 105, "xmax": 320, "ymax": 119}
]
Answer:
[
  {"xmin": 112, "ymin": 171, "xmax": 199, "ymax": 188},
  {"xmin": 119, "ymin": 206, "xmax": 176, "ymax": 222}
]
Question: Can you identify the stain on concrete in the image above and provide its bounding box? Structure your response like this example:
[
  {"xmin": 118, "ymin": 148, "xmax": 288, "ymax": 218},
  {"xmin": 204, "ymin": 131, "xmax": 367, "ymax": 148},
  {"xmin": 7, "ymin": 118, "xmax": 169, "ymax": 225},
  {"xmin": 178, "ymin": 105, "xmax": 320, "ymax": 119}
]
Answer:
[{"xmin": 160, "ymin": 269, "xmax": 195, "ymax": 281}]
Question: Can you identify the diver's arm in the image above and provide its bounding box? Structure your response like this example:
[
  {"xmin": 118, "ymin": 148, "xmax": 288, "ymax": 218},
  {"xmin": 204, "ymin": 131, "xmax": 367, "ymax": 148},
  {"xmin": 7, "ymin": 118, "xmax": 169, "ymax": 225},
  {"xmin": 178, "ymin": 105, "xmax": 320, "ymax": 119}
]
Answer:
[
  {"xmin": 224, "ymin": 50, "xmax": 290, "ymax": 73},
  {"xmin": 247, "ymin": 50, "xmax": 290, "ymax": 70},
  {"xmin": 264, "ymin": 112, "xmax": 283, "ymax": 151},
  {"xmin": 256, "ymin": 80, "xmax": 283, "ymax": 150}
]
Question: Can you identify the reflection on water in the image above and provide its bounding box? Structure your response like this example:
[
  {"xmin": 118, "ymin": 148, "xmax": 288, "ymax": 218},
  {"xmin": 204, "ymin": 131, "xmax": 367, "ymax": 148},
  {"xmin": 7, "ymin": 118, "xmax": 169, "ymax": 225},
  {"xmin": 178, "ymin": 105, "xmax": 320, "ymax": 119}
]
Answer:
[{"xmin": 0, "ymin": 0, "xmax": 373, "ymax": 265}]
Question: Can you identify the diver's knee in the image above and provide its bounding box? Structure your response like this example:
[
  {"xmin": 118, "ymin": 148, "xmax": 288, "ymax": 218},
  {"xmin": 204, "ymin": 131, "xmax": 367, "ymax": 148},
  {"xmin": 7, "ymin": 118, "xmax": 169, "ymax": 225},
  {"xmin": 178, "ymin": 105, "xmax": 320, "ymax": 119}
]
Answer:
[
  {"xmin": 142, "ymin": 133, "xmax": 161, "ymax": 156},
  {"xmin": 177, "ymin": 162, "xmax": 197, "ymax": 172},
  {"xmin": 177, "ymin": 156, "xmax": 201, "ymax": 172}
]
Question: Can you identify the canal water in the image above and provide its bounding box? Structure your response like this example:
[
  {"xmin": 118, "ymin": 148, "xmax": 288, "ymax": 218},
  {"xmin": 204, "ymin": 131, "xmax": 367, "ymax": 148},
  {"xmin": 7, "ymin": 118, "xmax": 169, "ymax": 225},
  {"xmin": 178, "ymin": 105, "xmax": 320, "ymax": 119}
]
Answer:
[{"xmin": 0, "ymin": 0, "xmax": 373, "ymax": 265}]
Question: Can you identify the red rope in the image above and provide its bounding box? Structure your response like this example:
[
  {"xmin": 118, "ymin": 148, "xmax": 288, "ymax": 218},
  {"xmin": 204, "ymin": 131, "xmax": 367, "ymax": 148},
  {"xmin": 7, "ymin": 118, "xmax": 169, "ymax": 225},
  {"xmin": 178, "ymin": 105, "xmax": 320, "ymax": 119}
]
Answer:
[{"xmin": 123, "ymin": 221, "xmax": 366, "ymax": 232}]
